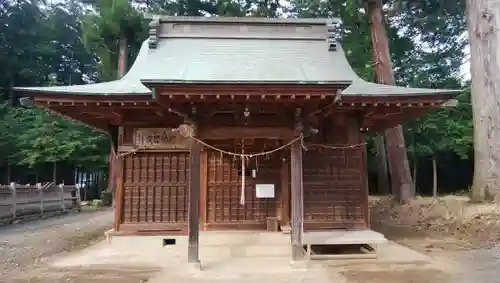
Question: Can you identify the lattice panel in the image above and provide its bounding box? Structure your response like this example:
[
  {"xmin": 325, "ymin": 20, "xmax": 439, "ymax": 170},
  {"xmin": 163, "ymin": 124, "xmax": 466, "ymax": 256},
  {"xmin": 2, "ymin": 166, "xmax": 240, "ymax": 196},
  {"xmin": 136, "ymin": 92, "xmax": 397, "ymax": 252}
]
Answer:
[
  {"xmin": 206, "ymin": 141, "xmax": 280, "ymax": 226},
  {"xmin": 303, "ymin": 145, "xmax": 366, "ymax": 230},
  {"xmin": 122, "ymin": 152, "xmax": 189, "ymax": 224}
]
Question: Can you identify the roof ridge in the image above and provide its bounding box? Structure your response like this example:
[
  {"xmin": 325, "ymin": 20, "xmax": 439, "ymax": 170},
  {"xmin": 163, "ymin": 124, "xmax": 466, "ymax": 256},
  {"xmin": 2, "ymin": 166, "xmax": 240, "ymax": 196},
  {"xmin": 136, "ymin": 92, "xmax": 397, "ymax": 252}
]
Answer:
[{"xmin": 144, "ymin": 15, "xmax": 340, "ymax": 25}]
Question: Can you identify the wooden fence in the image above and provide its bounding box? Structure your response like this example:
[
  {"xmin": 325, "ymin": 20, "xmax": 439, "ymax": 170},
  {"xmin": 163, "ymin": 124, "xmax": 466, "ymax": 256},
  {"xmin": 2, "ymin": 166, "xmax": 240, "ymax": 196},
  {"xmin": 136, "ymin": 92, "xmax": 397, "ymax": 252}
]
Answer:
[{"xmin": 0, "ymin": 182, "xmax": 80, "ymax": 223}]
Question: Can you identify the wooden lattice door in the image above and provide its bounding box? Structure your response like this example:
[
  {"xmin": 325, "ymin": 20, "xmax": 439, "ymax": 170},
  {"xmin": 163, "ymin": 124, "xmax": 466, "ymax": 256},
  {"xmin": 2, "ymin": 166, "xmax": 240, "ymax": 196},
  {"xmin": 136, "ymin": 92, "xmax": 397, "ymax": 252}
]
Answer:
[
  {"xmin": 303, "ymin": 146, "xmax": 367, "ymax": 230},
  {"xmin": 205, "ymin": 140, "xmax": 281, "ymax": 230},
  {"xmin": 121, "ymin": 152, "xmax": 190, "ymax": 232}
]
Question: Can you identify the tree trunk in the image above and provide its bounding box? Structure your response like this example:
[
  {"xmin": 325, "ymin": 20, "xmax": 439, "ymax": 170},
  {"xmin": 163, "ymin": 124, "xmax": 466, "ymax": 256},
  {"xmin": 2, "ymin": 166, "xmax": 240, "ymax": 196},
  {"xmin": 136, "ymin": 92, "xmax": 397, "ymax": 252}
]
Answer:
[
  {"xmin": 467, "ymin": 0, "xmax": 500, "ymax": 202},
  {"xmin": 108, "ymin": 35, "xmax": 127, "ymax": 195},
  {"xmin": 375, "ymin": 135, "xmax": 390, "ymax": 194},
  {"xmin": 432, "ymin": 156, "xmax": 438, "ymax": 198},
  {"xmin": 53, "ymin": 161, "xmax": 57, "ymax": 184},
  {"xmin": 411, "ymin": 126, "xmax": 417, "ymax": 192},
  {"xmin": 6, "ymin": 164, "xmax": 11, "ymax": 184},
  {"xmin": 117, "ymin": 35, "xmax": 128, "ymax": 79},
  {"xmin": 366, "ymin": 0, "xmax": 415, "ymax": 202},
  {"xmin": 412, "ymin": 157, "xmax": 417, "ymax": 192}
]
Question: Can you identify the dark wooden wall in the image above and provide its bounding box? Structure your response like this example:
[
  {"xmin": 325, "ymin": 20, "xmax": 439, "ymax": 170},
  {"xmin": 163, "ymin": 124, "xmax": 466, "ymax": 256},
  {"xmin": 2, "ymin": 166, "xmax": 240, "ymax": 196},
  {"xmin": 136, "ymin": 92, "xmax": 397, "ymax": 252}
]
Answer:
[
  {"xmin": 302, "ymin": 119, "xmax": 368, "ymax": 230},
  {"xmin": 116, "ymin": 123, "xmax": 369, "ymax": 234},
  {"xmin": 205, "ymin": 139, "xmax": 281, "ymax": 230},
  {"xmin": 303, "ymin": 146, "xmax": 367, "ymax": 230}
]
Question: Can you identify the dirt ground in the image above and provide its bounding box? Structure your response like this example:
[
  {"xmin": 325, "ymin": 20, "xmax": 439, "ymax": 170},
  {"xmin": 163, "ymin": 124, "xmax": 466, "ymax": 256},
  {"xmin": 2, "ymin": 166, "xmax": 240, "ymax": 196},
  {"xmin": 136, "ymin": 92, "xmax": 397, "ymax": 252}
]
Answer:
[
  {"xmin": 332, "ymin": 195, "xmax": 500, "ymax": 283},
  {"xmin": 0, "ymin": 208, "xmax": 159, "ymax": 283},
  {"xmin": 2, "ymin": 196, "xmax": 500, "ymax": 283},
  {"xmin": 370, "ymin": 195, "xmax": 500, "ymax": 251}
]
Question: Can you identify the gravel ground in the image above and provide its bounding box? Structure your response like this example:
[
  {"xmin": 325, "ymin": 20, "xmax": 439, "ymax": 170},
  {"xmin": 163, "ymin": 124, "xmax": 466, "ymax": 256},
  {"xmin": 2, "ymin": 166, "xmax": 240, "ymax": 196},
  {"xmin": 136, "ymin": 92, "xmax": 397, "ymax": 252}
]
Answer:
[
  {"xmin": 0, "ymin": 208, "xmax": 114, "ymax": 281},
  {"xmin": 2, "ymin": 197, "xmax": 499, "ymax": 283},
  {"xmin": 449, "ymin": 246, "xmax": 500, "ymax": 283}
]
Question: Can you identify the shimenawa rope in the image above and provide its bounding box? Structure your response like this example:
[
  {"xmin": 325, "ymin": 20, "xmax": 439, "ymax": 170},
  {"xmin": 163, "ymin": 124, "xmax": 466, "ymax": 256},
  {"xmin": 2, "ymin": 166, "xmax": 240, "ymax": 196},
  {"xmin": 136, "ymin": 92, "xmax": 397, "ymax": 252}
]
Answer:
[{"xmin": 115, "ymin": 126, "xmax": 367, "ymax": 206}]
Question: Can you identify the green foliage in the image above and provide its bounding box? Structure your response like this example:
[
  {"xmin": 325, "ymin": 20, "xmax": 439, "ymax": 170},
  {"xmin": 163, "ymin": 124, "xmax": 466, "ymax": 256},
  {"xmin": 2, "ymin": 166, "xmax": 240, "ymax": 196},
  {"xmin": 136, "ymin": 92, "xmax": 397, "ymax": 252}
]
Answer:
[
  {"xmin": 0, "ymin": 0, "xmax": 109, "ymax": 171},
  {"xmin": 0, "ymin": 0, "xmax": 472, "ymax": 189},
  {"xmin": 81, "ymin": 0, "xmax": 146, "ymax": 81}
]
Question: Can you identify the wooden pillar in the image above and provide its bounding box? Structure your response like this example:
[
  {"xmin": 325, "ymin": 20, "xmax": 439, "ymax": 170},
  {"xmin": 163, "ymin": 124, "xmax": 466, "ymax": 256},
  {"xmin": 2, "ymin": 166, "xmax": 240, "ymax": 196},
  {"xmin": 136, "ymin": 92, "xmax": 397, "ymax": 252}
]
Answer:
[
  {"xmin": 188, "ymin": 127, "xmax": 201, "ymax": 265},
  {"xmin": 108, "ymin": 143, "xmax": 116, "ymax": 191},
  {"xmin": 114, "ymin": 157, "xmax": 124, "ymax": 232},
  {"xmin": 290, "ymin": 137, "xmax": 304, "ymax": 260},
  {"xmin": 114, "ymin": 126, "xmax": 124, "ymax": 232},
  {"xmin": 200, "ymin": 150, "xmax": 208, "ymax": 230},
  {"xmin": 280, "ymin": 157, "xmax": 290, "ymax": 231}
]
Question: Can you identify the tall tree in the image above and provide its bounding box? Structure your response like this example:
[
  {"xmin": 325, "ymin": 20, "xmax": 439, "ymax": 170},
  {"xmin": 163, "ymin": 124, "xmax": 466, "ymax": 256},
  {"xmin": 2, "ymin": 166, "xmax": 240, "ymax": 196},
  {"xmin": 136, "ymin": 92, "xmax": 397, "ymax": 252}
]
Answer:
[
  {"xmin": 365, "ymin": 0, "xmax": 414, "ymax": 201},
  {"xmin": 466, "ymin": 0, "xmax": 500, "ymax": 202},
  {"xmin": 81, "ymin": 0, "xmax": 145, "ymax": 81}
]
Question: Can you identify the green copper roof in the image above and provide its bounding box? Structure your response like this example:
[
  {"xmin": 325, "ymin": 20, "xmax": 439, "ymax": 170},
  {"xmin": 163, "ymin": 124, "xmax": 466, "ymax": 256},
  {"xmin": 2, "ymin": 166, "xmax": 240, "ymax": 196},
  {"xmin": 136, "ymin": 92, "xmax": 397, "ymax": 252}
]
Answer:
[
  {"xmin": 14, "ymin": 16, "xmax": 461, "ymax": 98},
  {"xmin": 140, "ymin": 38, "xmax": 356, "ymax": 84},
  {"xmin": 342, "ymin": 79, "xmax": 461, "ymax": 96}
]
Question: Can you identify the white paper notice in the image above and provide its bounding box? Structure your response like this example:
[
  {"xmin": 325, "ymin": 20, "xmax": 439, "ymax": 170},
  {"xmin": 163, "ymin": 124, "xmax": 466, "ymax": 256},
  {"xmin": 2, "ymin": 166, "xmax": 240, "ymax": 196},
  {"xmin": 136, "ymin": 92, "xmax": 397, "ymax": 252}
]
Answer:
[{"xmin": 255, "ymin": 184, "xmax": 275, "ymax": 198}]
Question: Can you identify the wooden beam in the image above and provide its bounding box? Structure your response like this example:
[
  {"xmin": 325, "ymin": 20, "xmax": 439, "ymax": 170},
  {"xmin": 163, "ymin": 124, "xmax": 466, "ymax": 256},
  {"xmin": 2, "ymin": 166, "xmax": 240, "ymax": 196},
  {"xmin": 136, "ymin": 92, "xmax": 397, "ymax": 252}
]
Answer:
[
  {"xmin": 364, "ymin": 108, "xmax": 430, "ymax": 132},
  {"xmin": 290, "ymin": 131, "xmax": 304, "ymax": 261},
  {"xmin": 199, "ymin": 126, "xmax": 295, "ymax": 140},
  {"xmin": 188, "ymin": 126, "xmax": 201, "ymax": 266},
  {"xmin": 42, "ymin": 105, "xmax": 110, "ymax": 134}
]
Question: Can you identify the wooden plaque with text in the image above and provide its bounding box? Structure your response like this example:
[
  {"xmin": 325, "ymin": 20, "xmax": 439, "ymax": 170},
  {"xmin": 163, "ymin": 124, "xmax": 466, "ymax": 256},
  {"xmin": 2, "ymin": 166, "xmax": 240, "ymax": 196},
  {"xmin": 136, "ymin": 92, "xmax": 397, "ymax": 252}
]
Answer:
[{"xmin": 134, "ymin": 128, "xmax": 189, "ymax": 149}]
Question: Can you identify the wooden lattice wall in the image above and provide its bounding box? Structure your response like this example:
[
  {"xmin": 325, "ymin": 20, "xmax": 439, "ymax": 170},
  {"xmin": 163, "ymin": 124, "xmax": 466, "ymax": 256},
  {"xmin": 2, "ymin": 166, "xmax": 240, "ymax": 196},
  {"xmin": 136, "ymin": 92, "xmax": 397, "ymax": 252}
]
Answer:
[
  {"xmin": 302, "ymin": 120, "xmax": 368, "ymax": 231},
  {"xmin": 205, "ymin": 139, "xmax": 281, "ymax": 230},
  {"xmin": 116, "ymin": 124, "xmax": 369, "ymax": 234},
  {"xmin": 303, "ymin": 146, "xmax": 367, "ymax": 230},
  {"xmin": 120, "ymin": 151, "xmax": 190, "ymax": 233}
]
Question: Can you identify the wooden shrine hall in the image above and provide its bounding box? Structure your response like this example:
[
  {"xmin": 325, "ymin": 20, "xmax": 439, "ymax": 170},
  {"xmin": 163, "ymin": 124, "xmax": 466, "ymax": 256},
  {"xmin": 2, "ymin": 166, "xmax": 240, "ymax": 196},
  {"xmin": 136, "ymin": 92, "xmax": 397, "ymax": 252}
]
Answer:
[{"xmin": 14, "ymin": 16, "xmax": 460, "ymax": 263}]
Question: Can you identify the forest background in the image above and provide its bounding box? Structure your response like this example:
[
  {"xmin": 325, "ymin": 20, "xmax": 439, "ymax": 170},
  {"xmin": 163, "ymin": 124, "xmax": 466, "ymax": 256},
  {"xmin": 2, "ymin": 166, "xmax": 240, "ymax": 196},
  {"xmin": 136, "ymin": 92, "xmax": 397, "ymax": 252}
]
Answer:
[{"xmin": 0, "ymin": 0, "xmax": 471, "ymax": 196}]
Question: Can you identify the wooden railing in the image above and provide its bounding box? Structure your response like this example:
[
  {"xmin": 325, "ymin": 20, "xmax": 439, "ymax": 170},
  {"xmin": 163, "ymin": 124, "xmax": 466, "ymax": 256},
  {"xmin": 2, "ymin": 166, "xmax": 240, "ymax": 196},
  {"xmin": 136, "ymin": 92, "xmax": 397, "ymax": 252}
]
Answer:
[{"xmin": 0, "ymin": 182, "xmax": 81, "ymax": 223}]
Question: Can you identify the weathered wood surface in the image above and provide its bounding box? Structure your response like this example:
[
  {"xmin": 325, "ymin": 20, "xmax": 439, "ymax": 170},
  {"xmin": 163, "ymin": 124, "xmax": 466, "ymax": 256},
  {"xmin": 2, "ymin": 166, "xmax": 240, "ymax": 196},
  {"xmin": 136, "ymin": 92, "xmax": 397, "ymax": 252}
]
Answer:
[
  {"xmin": 0, "ymin": 183, "xmax": 79, "ymax": 223},
  {"xmin": 188, "ymin": 127, "xmax": 201, "ymax": 264},
  {"xmin": 291, "ymin": 137, "xmax": 304, "ymax": 260},
  {"xmin": 121, "ymin": 152, "xmax": 190, "ymax": 231},
  {"xmin": 205, "ymin": 139, "xmax": 281, "ymax": 230}
]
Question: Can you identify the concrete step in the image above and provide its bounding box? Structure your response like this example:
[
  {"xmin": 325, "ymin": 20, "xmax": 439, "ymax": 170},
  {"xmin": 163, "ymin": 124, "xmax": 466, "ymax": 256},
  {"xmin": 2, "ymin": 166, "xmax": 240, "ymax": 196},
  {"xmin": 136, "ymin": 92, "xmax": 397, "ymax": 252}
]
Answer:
[
  {"xmin": 200, "ymin": 231, "xmax": 290, "ymax": 246},
  {"xmin": 201, "ymin": 244, "xmax": 292, "ymax": 259}
]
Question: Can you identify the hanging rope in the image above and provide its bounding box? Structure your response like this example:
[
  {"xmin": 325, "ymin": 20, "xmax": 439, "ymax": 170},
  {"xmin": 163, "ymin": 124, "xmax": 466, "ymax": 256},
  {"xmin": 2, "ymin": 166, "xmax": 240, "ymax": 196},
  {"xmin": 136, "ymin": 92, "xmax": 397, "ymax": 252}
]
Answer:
[
  {"xmin": 176, "ymin": 129, "xmax": 304, "ymax": 158},
  {"xmin": 115, "ymin": 134, "xmax": 367, "ymax": 160},
  {"xmin": 240, "ymin": 142, "xmax": 245, "ymax": 205},
  {"xmin": 114, "ymin": 124, "xmax": 367, "ymax": 207},
  {"xmin": 115, "ymin": 147, "xmax": 145, "ymax": 159},
  {"xmin": 304, "ymin": 142, "xmax": 367, "ymax": 150}
]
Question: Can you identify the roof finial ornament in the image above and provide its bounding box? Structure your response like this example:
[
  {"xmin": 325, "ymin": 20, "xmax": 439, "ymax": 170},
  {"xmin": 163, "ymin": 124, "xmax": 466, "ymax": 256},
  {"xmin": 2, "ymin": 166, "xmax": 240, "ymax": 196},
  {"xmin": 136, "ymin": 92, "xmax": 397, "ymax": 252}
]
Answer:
[
  {"xmin": 326, "ymin": 20, "xmax": 337, "ymax": 52},
  {"xmin": 148, "ymin": 15, "xmax": 160, "ymax": 49}
]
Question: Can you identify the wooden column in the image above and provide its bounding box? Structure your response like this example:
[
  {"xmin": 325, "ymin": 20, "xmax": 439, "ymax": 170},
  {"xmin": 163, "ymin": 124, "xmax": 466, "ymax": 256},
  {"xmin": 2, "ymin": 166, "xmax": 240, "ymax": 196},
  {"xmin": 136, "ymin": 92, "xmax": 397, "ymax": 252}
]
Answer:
[
  {"xmin": 188, "ymin": 128, "xmax": 201, "ymax": 265},
  {"xmin": 200, "ymin": 150, "xmax": 208, "ymax": 230},
  {"xmin": 290, "ymin": 137, "xmax": 304, "ymax": 260},
  {"xmin": 108, "ymin": 143, "xmax": 116, "ymax": 190},
  {"xmin": 114, "ymin": 156, "xmax": 124, "ymax": 232},
  {"xmin": 114, "ymin": 126, "xmax": 124, "ymax": 232},
  {"xmin": 280, "ymin": 157, "xmax": 290, "ymax": 231}
]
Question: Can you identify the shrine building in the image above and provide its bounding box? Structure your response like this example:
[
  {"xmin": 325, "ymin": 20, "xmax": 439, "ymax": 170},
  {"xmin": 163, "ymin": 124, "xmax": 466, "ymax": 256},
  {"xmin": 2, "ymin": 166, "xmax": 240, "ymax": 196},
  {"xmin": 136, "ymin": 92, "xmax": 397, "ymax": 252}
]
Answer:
[{"xmin": 14, "ymin": 16, "xmax": 460, "ymax": 263}]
